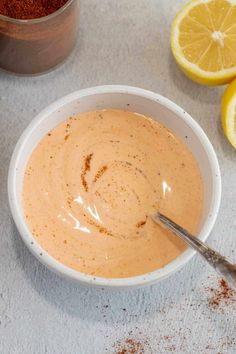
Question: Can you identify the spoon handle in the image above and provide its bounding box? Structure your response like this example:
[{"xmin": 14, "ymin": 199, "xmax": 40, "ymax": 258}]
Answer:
[{"xmin": 153, "ymin": 212, "xmax": 236, "ymax": 290}]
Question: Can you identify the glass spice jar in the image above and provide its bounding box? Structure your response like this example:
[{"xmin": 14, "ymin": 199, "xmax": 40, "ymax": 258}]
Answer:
[{"xmin": 0, "ymin": 0, "xmax": 79, "ymax": 75}]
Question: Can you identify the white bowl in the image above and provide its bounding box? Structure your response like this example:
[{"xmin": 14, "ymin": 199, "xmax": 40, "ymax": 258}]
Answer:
[{"xmin": 8, "ymin": 85, "xmax": 221, "ymax": 289}]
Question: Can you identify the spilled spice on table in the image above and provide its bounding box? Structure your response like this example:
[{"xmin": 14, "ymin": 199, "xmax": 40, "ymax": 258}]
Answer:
[
  {"xmin": 208, "ymin": 278, "xmax": 235, "ymax": 309},
  {"xmin": 114, "ymin": 338, "xmax": 145, "ymax": 354}
]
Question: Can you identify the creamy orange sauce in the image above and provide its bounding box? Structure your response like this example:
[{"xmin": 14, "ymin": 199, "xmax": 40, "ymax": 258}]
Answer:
[{"xmin": 23, "ymin": 109, "xmax": 203, "ymax": 278}]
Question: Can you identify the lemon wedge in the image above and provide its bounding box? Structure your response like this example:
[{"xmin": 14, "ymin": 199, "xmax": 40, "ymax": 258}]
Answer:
[
  {"xmin": 171, "ymin": 0, "xmax": 236, "ymax": 85},
  {"xmin": 222, "ymin": 78, "xmax": 236, "ymax": 148}
]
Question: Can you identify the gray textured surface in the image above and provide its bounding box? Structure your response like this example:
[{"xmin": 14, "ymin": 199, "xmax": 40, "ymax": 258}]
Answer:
[{"xmin": 1, "ymin": 1, "xmax": 236, "ymax": 353}]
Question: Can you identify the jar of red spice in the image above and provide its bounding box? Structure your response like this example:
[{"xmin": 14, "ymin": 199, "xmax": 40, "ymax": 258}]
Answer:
[{"xmin": 0, "ymin": 0, "xmax": 79, "ymax": 74}]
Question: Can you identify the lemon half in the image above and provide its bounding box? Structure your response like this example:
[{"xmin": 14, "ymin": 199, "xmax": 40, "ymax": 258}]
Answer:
[
  {"xmin": 171, "ymin": 0, "xmax": 236, "ymax": 86},
  {"xmin": 222, "ymin": 78, "xmax": 236, "ymax": 148}
]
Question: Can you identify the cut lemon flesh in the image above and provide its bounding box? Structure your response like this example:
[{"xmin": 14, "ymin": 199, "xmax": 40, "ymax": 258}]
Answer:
[
  {"xmin": 171, "ymin": 0, "xmax": 236, "ymax": 85},
  {"xmin": 221, "ymin": 77, "xmax": 236, "ymax": 148}
]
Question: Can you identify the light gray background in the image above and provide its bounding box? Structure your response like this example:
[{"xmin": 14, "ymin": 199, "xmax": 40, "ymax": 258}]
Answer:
[{"xmin": 1, "ymin": 1, "xmax": 236, "ymax": 353}]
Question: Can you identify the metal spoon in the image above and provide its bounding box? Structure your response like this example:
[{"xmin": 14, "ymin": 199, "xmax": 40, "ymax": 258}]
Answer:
[{"xmin": 152, "ymin": 212, "xmax": 236, "ymax": 290}]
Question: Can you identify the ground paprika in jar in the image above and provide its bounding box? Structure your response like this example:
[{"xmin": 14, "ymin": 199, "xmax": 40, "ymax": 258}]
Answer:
[
  {"xmin": 0, "ymin": 0, "xmax": 69, "ymax": 20},
  {"xmin": 0, "ymin": 0, "xmax": 79, "ymax": 74}
]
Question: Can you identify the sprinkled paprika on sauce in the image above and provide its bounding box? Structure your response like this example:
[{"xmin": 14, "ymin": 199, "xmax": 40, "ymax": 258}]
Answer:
[{"xmin": 23, "ymin": 109, "xmax": 203, "ymax": 278}]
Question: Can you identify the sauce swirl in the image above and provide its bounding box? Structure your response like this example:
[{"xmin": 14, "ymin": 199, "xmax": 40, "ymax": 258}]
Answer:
[{"xmin": 23, "ymin": 109, "xmax": 203, "ymax": 278}]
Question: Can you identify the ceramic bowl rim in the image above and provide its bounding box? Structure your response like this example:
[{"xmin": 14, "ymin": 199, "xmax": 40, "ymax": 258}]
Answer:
[{"xmin": 8, "ymin": 85, "xmax": 222, "ymax": 288}]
